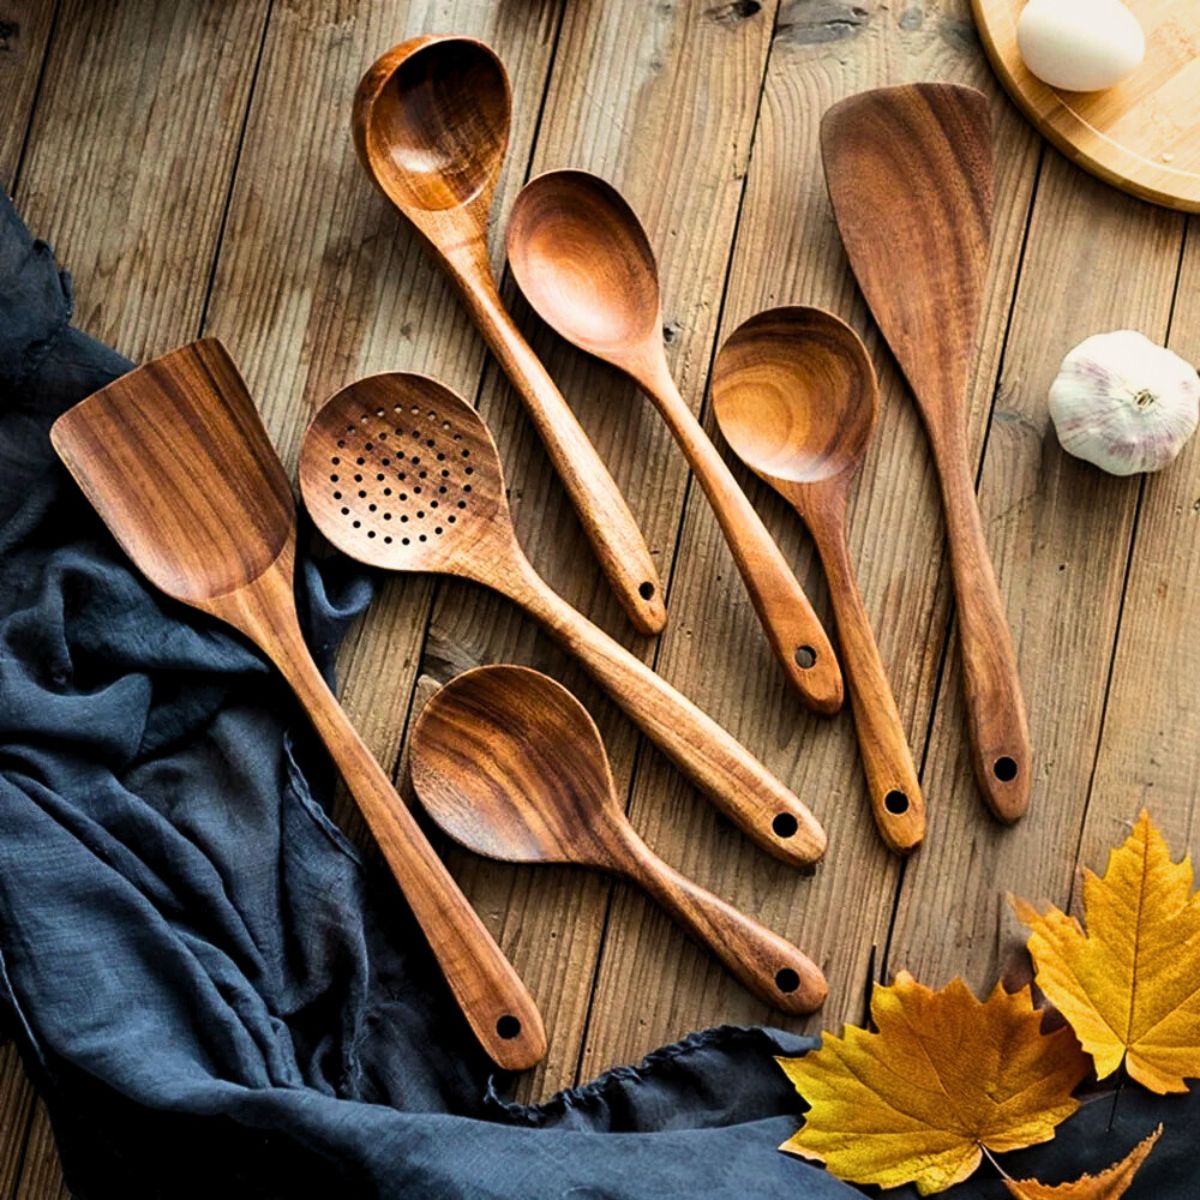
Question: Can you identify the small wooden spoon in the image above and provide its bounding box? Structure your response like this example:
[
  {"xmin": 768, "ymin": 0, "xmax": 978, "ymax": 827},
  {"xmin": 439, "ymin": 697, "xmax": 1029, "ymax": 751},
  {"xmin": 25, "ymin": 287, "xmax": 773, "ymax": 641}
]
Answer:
[
  {"xmin": 506, "ymin": 170, "xmax": 843, "ymax": 715},
  {"xmin": 298, "ymin": 372, "xmax": 826, "ymax": 867},
  {"xmin": 410, "ymin": 665, "xmax": 828, "ymax": 1014},
  {"xmin": 49, "ymin": 339, "xmax": 546, "ymax": 1071},
  {"xmin": 712, "ymin": 307, "xmax": 925, "ymax": 854},
  {"xmin": 353, "ymin": 36, "xmax": 665, "ymax": 636},
  {"xmin": 821, "ymin": 83, "xmax": 1031, "ymax": 822}
]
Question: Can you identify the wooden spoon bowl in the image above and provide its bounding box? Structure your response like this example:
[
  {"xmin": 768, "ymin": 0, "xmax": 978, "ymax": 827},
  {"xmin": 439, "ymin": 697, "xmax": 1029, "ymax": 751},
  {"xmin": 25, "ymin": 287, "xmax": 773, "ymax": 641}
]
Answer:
[
  {"xmin": 356, "ymin": 36, "xmax": 510, "ymax": 214},
  {"xmin": 713, "ymin": 307, "xmax": 876, "ymax": 486},
  {"xmin": 411, "ymin": 665, "xmax": 827, "ymax": 1014},
  {"xmin": 506, "ymin": 169, "xmax": 661, "ymax": 355}
]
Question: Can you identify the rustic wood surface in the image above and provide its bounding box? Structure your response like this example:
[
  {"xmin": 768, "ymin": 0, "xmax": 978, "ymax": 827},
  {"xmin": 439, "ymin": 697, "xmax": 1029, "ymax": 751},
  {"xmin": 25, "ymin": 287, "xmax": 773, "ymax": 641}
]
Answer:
[{"xmin": 2, "ymin": 0, "xmax": 1197, "ymax": 1193}]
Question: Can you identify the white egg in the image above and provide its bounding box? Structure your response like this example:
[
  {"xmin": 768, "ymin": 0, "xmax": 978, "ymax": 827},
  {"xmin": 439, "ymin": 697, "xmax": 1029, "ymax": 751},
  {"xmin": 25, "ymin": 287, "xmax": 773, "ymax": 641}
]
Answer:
[{"xmin": 1017, "ymin": 0, "xmax": 1146, "ymax": 92}]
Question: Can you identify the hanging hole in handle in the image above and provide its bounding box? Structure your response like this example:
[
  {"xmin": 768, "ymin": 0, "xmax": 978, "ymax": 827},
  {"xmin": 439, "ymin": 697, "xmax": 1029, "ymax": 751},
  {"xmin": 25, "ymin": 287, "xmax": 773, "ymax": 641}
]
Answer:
[
  {"xmin": 993, "ymin": 756, "xmax": 1019, "ymax": 783},
  {"xmin": 884, "ymin": 790, "xmax": 910, "ymax": 815},
  {"xmin": 794, "ymin": 645, "xmax": 817, "ymax": 669},
  {"xmin": 638, "ymin": 581, "xmax": 656, "ymax": 600},
  {"xmin": 772, "ymin": 813, "xmax": 799, "ymax": 838},
  {"xmin": 775, "ymin": 968, "xmax": 800, "ymax": 993},
  {"xmin": 496, "ymin": 1015, "xmax": 521, "ymax": 1040}
]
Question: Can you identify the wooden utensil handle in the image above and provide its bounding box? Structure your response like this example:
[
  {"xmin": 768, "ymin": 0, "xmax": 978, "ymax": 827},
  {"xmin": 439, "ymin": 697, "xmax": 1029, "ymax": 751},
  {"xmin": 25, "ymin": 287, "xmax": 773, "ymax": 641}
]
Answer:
[
  {"xmin": 639, "ymin": 359, "xmax": 842, "ymax": 714},
  {"xmin": 809, "ymin": 512, "xmax": 925, "ymax": 853},
  {"xmin": 508, "ymin": 556, "xmax": 827, "ymax": 866},
  {"xmin": 245, "ymin": 581, "xmax": 546, "ymax": 1070},
  {"xmin": 620, "ymin": 833, "xmax": 826, "ymax": 1013},
  {"xmin": 936, "ymin": 445, "xmax": 1031, "ymax": 822},
  {"xmin": 447, "ymin": 254, "xmax": 666, "ymax": 637}
]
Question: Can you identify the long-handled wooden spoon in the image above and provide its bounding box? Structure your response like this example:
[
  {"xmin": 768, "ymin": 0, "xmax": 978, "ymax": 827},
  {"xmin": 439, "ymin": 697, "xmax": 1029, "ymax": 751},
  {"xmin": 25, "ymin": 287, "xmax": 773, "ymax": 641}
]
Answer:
[
  {"xmin": 298, "ymin": 372, "xmax": 826, "ymax": 867},
  {"xmin": 712, "ymin": 307, "xmax": 925, "ymax": 855},
  {"xmin": 410, "ymin": 665, "xmax": 828, "ymax": 1014},
  {"xmin": 820, "ymin": 83, "xmax": 1031, "ymax": 823},
  {"xmin": 50, "ymin": 340, "xmax": 546, "ymax": 1072},
  {"xmin": 353, "ymin": 36, "xmax": 665, "ymax": 636},
  {"xmin": 505, "ymin": 170, "xmax": 843, "ymax": 716}
]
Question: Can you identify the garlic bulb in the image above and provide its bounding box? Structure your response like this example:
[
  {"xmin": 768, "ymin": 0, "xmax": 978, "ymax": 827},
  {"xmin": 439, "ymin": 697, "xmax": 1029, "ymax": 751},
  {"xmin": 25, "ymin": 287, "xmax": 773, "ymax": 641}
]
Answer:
[
  {"xmin": 1049, "ymin": 331, "xmax": 1200, "ymax": 476},
  {"xmin": 1017, "ymin": 0, "xmax": 1145, "ymax": 93}
]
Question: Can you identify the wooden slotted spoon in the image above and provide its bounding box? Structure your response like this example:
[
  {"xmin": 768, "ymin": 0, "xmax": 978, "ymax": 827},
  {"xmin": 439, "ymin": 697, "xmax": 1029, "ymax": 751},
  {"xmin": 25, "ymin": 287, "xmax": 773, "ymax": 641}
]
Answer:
[
  {"xmin": 821, "ymin": 83, "xmax": 1032, "ymax": 822},
  {"xmin": 298, "ymin": 372, "xmax": 827, "ymax": 868},
  {"xmin": 353, "ymin": 36, "xmax": 665, "ymax": 636},
  {"xmin": 410, "ymin": 665, "xmax": 827, "ymax": 1014},
  {"xmin": 50, "ymin": 339, "xmax": 546, "ymax": 1071}
]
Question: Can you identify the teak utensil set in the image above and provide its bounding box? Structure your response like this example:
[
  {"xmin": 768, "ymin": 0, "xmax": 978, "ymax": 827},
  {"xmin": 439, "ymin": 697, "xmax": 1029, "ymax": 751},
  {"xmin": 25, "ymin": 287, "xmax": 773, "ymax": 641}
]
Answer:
[{"xmin": 50, "ymin": 34, "xmax": 1031, "ymax": 1072}]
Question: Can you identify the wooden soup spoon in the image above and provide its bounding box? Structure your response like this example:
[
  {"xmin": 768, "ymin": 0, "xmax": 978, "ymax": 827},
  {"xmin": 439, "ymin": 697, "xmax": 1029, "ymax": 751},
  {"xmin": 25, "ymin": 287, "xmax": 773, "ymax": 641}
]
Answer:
[
  {"xmin": 821, "ymin": 83, "xmax": 1031, "ymax": 822},
  {"xmin": 410, "ymin": 665, "xmax": 828, "ymax": 1014},
  {"xmin": 711, "ymin": 308, "xmax": 925, "ymax": 854},
  {"xmin": 353, "ymin": 36, "xmax": 665, "ymax": 637},
  {"xmin": 298, "ymin": 372, "xmax": 826, "ymax": 868},
  {"xmin": 49, "ymin": 339, "xmax": 546, "ymax": 1072},
  {"xmin": 506, "ymin": 170, "xmax": 843, "ymax": 716}
]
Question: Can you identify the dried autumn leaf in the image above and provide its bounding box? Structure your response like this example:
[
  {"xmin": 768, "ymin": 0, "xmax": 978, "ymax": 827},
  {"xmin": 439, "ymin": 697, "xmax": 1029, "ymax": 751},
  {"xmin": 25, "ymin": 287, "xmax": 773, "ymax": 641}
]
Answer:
[
  {"xmin": 1014, "ymin": 809, "xmax": 1200, "ymax": 1093},
  {"xmin": 1002, "ymin": 1124, "xmax": 1161, "ymax": 1199},
  {"xmin": 776, "ymin": 972, "xmax": 1089, "ymax": 1195}
]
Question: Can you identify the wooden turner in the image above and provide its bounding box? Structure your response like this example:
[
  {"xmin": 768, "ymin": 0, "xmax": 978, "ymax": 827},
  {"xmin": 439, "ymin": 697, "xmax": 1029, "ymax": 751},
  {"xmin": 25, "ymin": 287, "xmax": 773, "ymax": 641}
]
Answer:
[
  {"xmin": 50, "ymin": 340, "xmax": 546, "ymax": 1071},
  {"xmin": 297, "ymin": 372, "xmax": 827, "ymax": 868},
  {"xmin": 821, "ymin": 83, "xmax": 1032, "ymax": 823},
  {"xmin": 410, "ymin": 666, "xmax": 827, "ymax": 1014}
]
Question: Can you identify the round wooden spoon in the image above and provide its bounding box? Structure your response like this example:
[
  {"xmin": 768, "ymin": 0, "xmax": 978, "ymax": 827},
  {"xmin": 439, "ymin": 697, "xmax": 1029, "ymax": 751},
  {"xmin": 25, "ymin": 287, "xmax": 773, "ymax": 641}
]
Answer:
[
  {"xmin": 712, "ymin": 307, "xmax": 925, "ymax": 855},
  {"xmin": 410, "ymin": 665, "xmax": 827, "ymax": 1014},
  {"xmin": 298, "ymin": 372, "xmax": 826, "ymax": 868},
  {"xmin": 353, "ymin": 36, "xmax": 664, "ymax": 635},
  {"xmin": 506, "ymin": 170, "xmax": 843, "ymax": 715}
]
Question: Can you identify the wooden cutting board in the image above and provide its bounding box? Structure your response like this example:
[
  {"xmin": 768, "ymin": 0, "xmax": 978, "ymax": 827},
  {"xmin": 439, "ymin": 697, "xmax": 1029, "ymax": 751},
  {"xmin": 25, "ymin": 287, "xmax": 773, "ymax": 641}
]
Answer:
[{"xmin": 972, "ymin": 0, "xmax": 1200, "ymax": 211}]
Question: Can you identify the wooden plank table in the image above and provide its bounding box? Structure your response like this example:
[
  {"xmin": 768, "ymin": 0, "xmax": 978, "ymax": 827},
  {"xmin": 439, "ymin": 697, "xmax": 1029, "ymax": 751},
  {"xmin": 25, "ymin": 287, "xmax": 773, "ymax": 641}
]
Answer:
[{"xmin": 2, "ymin": 0, "xmax": 1196, "ymax": 1193}]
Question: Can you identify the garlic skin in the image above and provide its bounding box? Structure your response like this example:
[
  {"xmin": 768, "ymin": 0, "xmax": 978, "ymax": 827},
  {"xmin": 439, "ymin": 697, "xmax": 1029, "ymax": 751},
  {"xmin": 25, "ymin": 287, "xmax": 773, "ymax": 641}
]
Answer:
[
  {"xmin": 1017, "ymin": 0, "xmax": 1145, "ymax": 93},
  {"xmin": 1049, "ymin": 331, "xmax": 1200, "ymax": 476}
]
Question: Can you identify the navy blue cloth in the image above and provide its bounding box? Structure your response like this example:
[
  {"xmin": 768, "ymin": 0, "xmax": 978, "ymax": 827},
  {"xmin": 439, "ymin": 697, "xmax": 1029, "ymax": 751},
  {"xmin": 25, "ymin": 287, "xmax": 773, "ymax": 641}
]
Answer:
[{"xmin": 0, "ymin": 191, "xmax": 1193, "ymax": 1197}]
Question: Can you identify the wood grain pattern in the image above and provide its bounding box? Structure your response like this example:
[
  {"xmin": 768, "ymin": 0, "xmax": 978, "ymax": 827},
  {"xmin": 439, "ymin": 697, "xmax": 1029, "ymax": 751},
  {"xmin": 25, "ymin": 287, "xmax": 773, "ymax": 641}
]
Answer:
[
  {"xmin": 712, "ymin": 306, "xmax": 925, "ymax": 854},
  {"xmin": 973, "ymin": 0, "xmax": 1200, "ymax": 212},
  {"xmin": 822, "ymin": 83, "xmax": 1032, "ymax": 824},
  {"xmin": 299, "ymin": 372, "xmax": 827, "ymax": 865},
  {"xmin": 352, "ymin": 36, "xmax": 665, "ymax": 635},
  {"xmin": 50, "ymin": 339, "xmax": 546, "ymax": 1072},
  {"xmin": 507, "ymin": 168, "xmax": 844, "ymax": 713},
  {"xmin": 410, "ymin": 665, "xmax": 827, "ymax": 1013},
  {"xmin": 0, "ymin": 0, "xmax": 57, "ymax": 188}
]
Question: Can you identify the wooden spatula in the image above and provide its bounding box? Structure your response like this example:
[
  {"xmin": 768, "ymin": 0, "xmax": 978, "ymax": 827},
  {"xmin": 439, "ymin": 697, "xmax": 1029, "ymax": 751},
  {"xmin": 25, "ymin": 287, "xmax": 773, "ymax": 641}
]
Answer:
[
  {"xmin": 821, "ymin": 83, "xmax": 1031, "ymax": 823},
  {"xmin": 50, "ymin": 339, "xmax": 546, "ymax": 1071}
]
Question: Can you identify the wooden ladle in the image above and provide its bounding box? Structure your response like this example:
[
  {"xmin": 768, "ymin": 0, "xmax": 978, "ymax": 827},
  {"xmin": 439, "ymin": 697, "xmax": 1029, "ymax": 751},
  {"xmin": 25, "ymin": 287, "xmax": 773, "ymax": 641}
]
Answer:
[
  {"xmin": 821, "ymin": 83, "xmax": 1031, "ymax": 822},
  {"xmin": 353, "ymin": 36, "xmax": 665, "ymax": 637},
  {"xmin": 50, "ymin": 340, "xmax": 546, "ymax": 1072},
  {"xmin": 410, "ymin": 665, "xmax": 827, "ymax": 1014},
  {"xmin": 505, "ymin": 170, "xmax": 843, "ymax": 716},
  {"xmin": 298, "ymin": 371, "xmax": 826, "ymax": 868},
  {"xmin": 712, "ymin": 307, "xmax": 925, "ymax": 854}
]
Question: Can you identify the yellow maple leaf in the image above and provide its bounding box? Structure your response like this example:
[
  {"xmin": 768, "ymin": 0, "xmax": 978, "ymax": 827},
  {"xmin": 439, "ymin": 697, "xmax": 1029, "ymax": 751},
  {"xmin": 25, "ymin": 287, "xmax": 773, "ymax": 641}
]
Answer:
[
  {"xmin": 1002, "ymin": 1124, "xmax": 1161, "ymax": 1199},
  {"xmin": 1014, "ymin": 809, "xmax": 1200, "ymax": 1093},
  {"xmin": 776, "ymin": 972, "xmax": 1089, "ymax": 1195}
]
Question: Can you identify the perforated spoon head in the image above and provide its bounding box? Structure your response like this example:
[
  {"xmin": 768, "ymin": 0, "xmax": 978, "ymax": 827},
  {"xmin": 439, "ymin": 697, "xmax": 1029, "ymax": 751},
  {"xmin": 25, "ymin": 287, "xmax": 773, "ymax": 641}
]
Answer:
[
  {"xmin": 410, "ymin": 665, "xmax": 625, "ymax": 872},
  {"xmin": 298, "ymin": 373, "xmax": 519, "ymax": 583},
  {"xmin": 712, "ymin": 307, "xmax": 879, "ymax": 502},
  {"xmin": 50, "ymin": 339, "xmax": 296, "ymax": 609},
  {"xmin": 506, "ymin": 169, "xmax": 663, "ymax": 364},
  {"xmin": 353, "ymin": 35, "xmax": 511, "ymax": 221}
]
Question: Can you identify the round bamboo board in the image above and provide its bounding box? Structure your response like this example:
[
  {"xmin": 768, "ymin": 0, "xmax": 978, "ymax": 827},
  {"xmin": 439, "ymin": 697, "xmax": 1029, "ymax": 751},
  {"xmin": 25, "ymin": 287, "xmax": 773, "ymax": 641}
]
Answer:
[{"xmin": 972, "ymin": 0, "xmax": 1200, "ymax": 212}]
